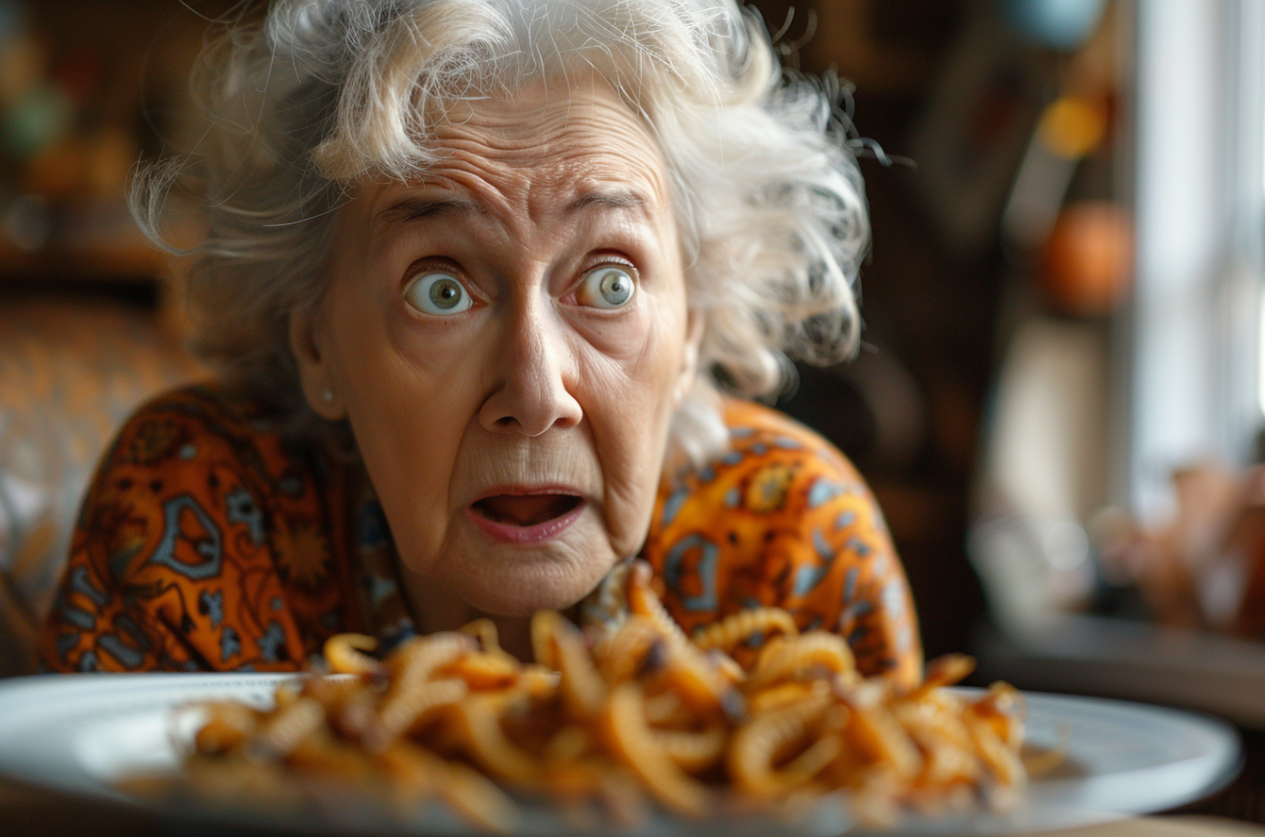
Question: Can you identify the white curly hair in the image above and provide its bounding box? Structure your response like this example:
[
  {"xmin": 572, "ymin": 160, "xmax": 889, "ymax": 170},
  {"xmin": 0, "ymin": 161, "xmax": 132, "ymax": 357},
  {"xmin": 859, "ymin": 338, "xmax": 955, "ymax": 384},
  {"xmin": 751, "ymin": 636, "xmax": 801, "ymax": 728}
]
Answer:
[{"xmin": 132, "ymin": 0, "xmax": 870, "ymax": 467}]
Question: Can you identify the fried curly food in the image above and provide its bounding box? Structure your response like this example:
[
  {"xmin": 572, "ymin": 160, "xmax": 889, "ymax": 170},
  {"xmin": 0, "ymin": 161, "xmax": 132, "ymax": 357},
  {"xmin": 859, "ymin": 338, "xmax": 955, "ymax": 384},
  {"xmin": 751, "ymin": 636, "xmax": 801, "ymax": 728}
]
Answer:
[{"xmin": 174, "ymin": 562, "xmax": 1026, "ymax": 831}]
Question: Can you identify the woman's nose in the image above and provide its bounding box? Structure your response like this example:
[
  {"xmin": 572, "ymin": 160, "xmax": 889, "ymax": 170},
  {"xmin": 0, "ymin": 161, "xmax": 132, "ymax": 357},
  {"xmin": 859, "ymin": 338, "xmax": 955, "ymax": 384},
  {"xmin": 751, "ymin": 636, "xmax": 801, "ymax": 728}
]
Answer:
[{"xmin": 478, "ymin": 298, "xmax": 583, "ymax": 436}]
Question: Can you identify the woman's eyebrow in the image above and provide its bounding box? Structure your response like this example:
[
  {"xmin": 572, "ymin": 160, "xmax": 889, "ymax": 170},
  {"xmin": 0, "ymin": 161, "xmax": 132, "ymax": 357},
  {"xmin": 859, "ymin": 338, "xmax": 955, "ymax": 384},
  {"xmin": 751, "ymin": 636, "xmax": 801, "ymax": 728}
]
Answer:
[
  {"xmin": 565, "ymin": 188, "xmax": 652, "ymax": 218},
  {"xmin": 373, "ymin": 195, "xmax": 485, "ymax": 234}
]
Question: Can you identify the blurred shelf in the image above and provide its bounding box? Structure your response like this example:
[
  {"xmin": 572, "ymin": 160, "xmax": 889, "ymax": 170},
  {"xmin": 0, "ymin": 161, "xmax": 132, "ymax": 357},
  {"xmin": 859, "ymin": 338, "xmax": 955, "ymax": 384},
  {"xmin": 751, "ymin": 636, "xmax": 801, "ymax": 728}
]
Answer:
[
  {"xmin": 0, "ymin": 200, "xmax": 173, "ymax": 285},
  {"xmin": 975, "ymin": 614, "xmax": 1265, "ymax": 730},
  {"xmin": 0, "ymin": 248, "xmax": 167, "ymax": 283}
]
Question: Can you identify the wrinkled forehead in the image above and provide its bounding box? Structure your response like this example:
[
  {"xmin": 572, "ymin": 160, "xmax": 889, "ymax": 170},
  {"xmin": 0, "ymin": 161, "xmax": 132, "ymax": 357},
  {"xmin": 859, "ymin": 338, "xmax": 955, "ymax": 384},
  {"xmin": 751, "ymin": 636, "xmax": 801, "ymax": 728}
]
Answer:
[
  {"xmin": 329, "ymin": 77, "xmax": 684, "ymax": 256},
  {"xmin": 336, "ymin": 75, "xmax": 674, "ymax": 231},
  {"xmin": 430, "ymin": 77, "xmax": 670, "ymax": 196}
]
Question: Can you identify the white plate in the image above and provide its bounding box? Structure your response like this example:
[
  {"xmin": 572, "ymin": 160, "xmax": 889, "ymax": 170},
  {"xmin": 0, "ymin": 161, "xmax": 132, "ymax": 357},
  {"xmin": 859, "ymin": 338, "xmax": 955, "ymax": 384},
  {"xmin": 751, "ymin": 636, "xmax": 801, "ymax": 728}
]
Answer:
[{"xmin": 0, "ymin": 673, "xmax": 1242, "ymax": 835}]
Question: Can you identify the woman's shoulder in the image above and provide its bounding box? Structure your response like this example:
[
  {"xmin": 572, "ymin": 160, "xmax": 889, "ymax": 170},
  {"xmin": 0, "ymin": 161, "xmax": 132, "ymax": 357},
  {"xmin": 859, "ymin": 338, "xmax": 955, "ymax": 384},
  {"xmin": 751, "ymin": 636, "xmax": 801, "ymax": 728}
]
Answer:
[
  {"xmin": 98, "ymin": 383, "xmax": 316, "ymax": 485},
  {"xmin": 652, "ymin": 397, "xmax": 878, "ymax": 545},
  {"xmin": 717, "ymin": 398, "xmax": 863, "ymax": 480},
  {"xmin": 110, "ymin": 383, "xmax": 281, "ymax": 447},
  {"xmin": 37, "ymin": 383, "xmax": 356, "ymax": 673},
  {"xmin": 644, "ymin": 398, "xmax": 919, "ymax": 684}
]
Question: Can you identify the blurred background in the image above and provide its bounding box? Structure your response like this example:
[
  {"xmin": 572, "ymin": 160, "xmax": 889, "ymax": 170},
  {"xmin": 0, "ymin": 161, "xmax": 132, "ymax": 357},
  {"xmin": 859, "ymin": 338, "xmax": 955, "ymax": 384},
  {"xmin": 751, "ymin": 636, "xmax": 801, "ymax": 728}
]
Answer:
[{"xmin": 0, "ymin": 0, "xmax": 1263, "ymax": 819}]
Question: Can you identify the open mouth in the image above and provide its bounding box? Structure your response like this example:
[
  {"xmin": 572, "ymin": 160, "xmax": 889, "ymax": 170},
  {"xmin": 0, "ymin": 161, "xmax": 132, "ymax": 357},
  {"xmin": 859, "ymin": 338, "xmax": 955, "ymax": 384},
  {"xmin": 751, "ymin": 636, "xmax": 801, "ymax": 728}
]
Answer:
[{"xmin": 471, "ymin": 493, "xmax": 584, "ymax": 528}]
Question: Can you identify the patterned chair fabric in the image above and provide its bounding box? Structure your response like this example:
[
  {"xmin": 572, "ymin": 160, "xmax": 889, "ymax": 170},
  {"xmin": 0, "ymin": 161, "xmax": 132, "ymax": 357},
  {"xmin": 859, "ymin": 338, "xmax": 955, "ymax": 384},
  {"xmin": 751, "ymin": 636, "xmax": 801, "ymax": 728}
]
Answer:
[{"xmin": 0, "ymin": 295, "xmax": 202, "ymax": 675}]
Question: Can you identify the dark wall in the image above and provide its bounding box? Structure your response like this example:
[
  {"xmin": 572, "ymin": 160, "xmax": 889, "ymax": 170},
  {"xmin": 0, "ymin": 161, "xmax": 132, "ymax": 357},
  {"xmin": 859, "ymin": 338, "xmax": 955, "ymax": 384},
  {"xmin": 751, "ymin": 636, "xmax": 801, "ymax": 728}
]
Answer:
[{"xmin": 747, "ymin": 0, "xmax": 997, "ymax": 660}]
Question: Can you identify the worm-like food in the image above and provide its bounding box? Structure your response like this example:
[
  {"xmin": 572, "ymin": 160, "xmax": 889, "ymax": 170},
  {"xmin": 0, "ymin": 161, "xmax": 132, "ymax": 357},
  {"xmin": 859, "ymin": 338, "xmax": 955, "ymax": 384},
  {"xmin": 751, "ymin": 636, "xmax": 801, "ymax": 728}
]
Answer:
[
  {"xmin": 373, "ymin": 677, "xmax": 468, "ymax": 745},
  {"xmin": 746, "ymin": 632, "xmax": 860, "ymax": 692},
  {"xmin": 729, "ymin": 693, "xmax": 832, "ymax": 798},
  {"xmin": 600, "ymin": 682, "xmax": 712, "ymax": 817},
  {"xmin": 458, "ymin": 619, "xmax": 508, "ymax": 658},
  {"xmin": 653, "ymin": 722, "xmax": 728, "ymax": 772},
  {"xmin": 453, "ymin": 693, "xmax": 540, "ymax": 784},
  {"xmin": 445, "ymin": 652, "xmax": 520, "ymax": 690},
  {"xmin": 545, "ymin": 612, "xmax": 607, "ymax": 721},
  {"xmin": 628, "ymin": 563, "xmax": 740, "ymax": 718},
  {"xmin": 249, "ymin": 696, "xmax": 326, "ymax": 760},
  {"xmin": 324, "ymin": 633, "xmax": 383, "ymax": 677},
  {"xmin": 193, "ymin": 702, "xmax": 260, "ymax": 755},
  {"xmin": 838, "ymin": 697, "xmax": 923, "ymax": 781},
  {"xmin": 746, "ymin": 679, "xmax": 831, "ymax": 715},
  {"xmin": 530, "ymin": 610, "xmax": 558, "ymax": 671},
  {"xmin": 626, "ymin": 562, "xmax": 690, "ymax": 647},
  {"xmin": 174, "ymin": 561, "xmax": 1027, "ymax": 831},
  {"xmin": 693, "ymin": 608, "xmax": 799, "ymax": 655},
  {"xmin": 969, "ymin": 682, "xmax": 1025, "ymax": 749},
  {"xmin": 388, "ymin": 633, "xmax": 476, "ymax": 692},
  {"xmin": 596, "ymin": 616, "xmax": 663, "ymax": 685},
  {"xmin": 904, "ymin": 653, "xmax": 975, "ymax": 701},
  {"xmin": 962, "ymin": 710, "xmax": 1026, "ymax": 789},
  {"xmin": 891, "ymin": 697, "xmax": 978, "ymax": 788}
]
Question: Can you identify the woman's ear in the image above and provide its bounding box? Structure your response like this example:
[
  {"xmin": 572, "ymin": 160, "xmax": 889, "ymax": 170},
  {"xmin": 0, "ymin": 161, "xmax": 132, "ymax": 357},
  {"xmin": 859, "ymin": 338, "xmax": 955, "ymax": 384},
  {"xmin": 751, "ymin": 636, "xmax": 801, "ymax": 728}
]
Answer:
[
  {"xmin": 672, "ymin": 310, "xmax": 704, "ymax": 409},
  {"xmin": 289, "ymin": 304, "xmax": 346, "ymax": 419}
]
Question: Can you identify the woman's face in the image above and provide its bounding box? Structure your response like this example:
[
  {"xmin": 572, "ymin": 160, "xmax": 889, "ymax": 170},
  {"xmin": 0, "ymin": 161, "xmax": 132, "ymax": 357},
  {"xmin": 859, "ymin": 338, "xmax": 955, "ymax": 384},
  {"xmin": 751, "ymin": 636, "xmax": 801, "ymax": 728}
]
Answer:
[{"xmin": 294, "ymin": 77, "xmax": 700, "ymax": 617}]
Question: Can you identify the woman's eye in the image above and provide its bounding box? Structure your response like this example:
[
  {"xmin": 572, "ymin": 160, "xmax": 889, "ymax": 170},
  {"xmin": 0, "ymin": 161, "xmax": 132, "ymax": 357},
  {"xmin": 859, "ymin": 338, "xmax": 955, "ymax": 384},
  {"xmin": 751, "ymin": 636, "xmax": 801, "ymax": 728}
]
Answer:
[
  {"xmin": 577, "ymin": 265, "xmax": 636, "ymax": 309},
  {"xmin": 404, "ymin": 271, "xmax": 473, "ymax": 316}
]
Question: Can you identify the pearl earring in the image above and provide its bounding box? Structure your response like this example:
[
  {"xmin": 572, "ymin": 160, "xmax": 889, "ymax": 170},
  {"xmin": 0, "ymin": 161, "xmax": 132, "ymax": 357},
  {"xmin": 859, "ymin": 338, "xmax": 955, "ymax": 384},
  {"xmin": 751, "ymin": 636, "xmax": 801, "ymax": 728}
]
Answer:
[{"xmin": 322, "ymin": 388, "xmax": 335, "ymax": 403}]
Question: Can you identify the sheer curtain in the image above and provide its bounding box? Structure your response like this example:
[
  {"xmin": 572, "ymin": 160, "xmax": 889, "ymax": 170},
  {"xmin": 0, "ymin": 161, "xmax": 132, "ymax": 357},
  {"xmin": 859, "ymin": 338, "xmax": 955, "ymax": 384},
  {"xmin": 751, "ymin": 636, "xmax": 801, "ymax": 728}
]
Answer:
[{"xmin": 1127, "ymin": 0, "xmax": 1265, "ymax": 522}]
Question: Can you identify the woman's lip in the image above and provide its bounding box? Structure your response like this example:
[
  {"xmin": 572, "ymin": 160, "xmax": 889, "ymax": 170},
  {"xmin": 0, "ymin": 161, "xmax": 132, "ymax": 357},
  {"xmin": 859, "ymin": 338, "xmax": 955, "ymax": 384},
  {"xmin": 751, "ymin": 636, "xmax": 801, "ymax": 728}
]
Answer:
[
  {"xmin": 470, "ymin": 484, "xmax": 585, "ymax": 503},
  {"xmin": 465, "ymin": 497, "xmax": 587, "ymax": 545}
]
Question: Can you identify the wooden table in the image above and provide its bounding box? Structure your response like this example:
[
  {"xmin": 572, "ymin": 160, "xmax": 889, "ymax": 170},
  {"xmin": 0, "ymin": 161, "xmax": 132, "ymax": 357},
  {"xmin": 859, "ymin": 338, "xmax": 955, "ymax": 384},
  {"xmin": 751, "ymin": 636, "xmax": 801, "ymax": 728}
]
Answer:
[
  {"xmin": 1063, "ymin": 820, "xmax": 1265, "ymax": 836},
  {"xmin": 3, "ymin": 775, "xmax": 1264, "ymax": 837}
]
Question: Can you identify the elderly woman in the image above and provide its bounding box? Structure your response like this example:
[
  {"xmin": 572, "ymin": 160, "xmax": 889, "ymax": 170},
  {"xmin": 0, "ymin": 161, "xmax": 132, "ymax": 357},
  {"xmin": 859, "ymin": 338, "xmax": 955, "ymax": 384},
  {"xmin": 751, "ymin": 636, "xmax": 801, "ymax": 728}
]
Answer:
[{"xmin": 37, "ymin": 0, "xmax": 920, "ymax": 687}]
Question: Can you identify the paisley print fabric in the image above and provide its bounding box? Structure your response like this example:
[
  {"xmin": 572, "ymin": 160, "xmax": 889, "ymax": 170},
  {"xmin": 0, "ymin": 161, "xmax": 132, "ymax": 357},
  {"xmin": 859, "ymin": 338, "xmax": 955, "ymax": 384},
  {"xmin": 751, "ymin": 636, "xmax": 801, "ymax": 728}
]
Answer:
[
  {"xmin": 37, "ymin": 386, "xmax": 921, "ymax": 687},
  {"xmin": 645, "ymin": 400, "xmax": 920, "ymax": 687}
]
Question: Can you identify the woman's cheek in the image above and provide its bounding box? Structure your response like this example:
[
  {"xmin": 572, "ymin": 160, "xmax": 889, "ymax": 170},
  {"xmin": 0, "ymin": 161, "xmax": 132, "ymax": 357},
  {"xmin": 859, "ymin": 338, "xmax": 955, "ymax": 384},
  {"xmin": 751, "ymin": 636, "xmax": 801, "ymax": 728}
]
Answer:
[
  {"xmin": 603, "ymin": 465, "xmax": 660, "ymax": 557},
  {"xmin": 351, "ymin": 309, "xmax": 486, "ymax": 569},
  {"xmin": 364, "ymin": 400, "xmax": 465, "ymax": 577},
  {"xmin": 567, "ymin": 293, "xmax": 657, "ymax": 356},
  {"xmin": 387, "ymin": 298, "xmax": 460, "ymax": 360},
  {"xmin": 586, "ymin": 366, "xmax": 679, "ymax": 557}
]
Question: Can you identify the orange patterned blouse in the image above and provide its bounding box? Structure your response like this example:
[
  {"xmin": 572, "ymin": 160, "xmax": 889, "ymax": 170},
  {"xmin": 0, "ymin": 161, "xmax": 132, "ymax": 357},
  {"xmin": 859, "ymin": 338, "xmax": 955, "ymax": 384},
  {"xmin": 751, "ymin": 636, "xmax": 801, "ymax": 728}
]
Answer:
[{"xmin": 37, "ymin": 386, "xmax": 921, "ymax": 687}]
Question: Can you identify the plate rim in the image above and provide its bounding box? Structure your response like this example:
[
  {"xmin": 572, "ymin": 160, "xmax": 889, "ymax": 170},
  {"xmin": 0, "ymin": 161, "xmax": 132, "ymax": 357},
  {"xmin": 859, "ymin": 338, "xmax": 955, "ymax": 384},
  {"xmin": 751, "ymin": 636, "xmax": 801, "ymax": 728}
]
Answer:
[{"xmin": 0, "ymin": 672, "xmax": 1243, "ymax": 834}]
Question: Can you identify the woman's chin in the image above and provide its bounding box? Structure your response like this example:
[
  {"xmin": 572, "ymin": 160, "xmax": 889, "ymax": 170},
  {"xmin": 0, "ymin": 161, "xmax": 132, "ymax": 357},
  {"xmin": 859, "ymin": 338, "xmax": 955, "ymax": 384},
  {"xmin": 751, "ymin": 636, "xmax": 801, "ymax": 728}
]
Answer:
[
  {"xmin": 451, "ymin": 561, "xmax": 612, "ymax": 617},
  {"xmin": 426, "ymin": 515, "xmax": 620, "ymax": 616}
]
